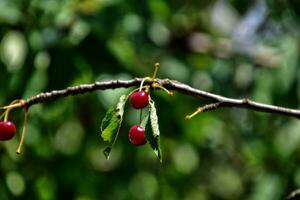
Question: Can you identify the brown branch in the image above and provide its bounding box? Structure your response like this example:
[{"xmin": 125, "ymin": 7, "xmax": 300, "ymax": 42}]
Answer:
[
  {"xmin": 20, "ymin": 78, "xmax": 300, "ymax": 119},
  {"xmin": 287, "ymin": 189, "xmax": 300, "ymax": 200}
]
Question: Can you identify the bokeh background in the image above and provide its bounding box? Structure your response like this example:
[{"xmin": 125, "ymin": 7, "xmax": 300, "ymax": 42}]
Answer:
[{"xmin": 1, "ymin": 0, "xmax": 300, "ymax": 199}]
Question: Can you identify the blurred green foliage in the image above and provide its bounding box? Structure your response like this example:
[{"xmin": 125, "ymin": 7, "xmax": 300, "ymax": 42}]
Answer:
[{"xmin": 1, "ymin": 0, "xmax": 300, "ymax": 199}]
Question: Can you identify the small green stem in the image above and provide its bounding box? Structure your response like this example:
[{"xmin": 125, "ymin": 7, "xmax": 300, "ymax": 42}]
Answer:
[
  {"xmin": 4, "ymin": 109, "xmax": 10, "ymax": 122},
  {"xmin": 139, "ymin": 109, "xmax": 143, "ymax": 124},
  {"xmin": 152, "ymin": 83, "xmax": 173, "ymax": 96},
  {"xmin": 139, "ymin": 78, "xmax": 146, "ymax": 91},
  {"xmin": 2, "ymin": 99, "xmax": 25, "ymax": 110},
  {"xmin": 151, "ymin": 63, "xmax": 160, "ymax": 80},
  {"xmin": 185, "ymin": 107, "xmax": 203, "ymax": 120},
  {"xmin": 16, "ymin": 109, "xmax": 29, "ymax": 155}
]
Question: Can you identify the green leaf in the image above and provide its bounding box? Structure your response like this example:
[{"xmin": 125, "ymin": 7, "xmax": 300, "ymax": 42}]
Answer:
[
  {"xmin": 149, "ymin": 100, "xmax": 160, "ymax": 137},
  {"xmin": 103, "ymin": 147, "xmax": 112, "ymax": 159},
  {"xmin": 101, "ymin": 117, "xmax": 121, "ymax": 142},
  {"xmin": 101, "ymin": 107, "xmax": 117, "ymax": 132},
  {"xmin": 100, "ymin": 95, "xmax": 127, "ymax": 159},
  {"xmin": 140, "ymin": 109, "xmax": 150, "ymax": 129},
  {"xmin": 146, "ymin": 99, "xmax": 162, "ymax": 162}
]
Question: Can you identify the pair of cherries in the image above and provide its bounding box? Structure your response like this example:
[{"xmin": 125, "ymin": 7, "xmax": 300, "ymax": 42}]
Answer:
[
  {"xmin": 0, "ymin": 121, "xmax": 16, "ymax": 141},
  {"xmin": 129, "ymin": 90, "xmax": 149, "ymax": 146}
]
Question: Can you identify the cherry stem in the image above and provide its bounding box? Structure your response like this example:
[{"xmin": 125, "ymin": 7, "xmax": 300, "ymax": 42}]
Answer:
[
  {"xmin": 2, "ymin": 99, "xmax": 25, "ymax": 109},
  {"xmin": 0, "ymin": 99, "xmax": 26, "ymax": 122},
  {"xmin": 151, "ymin": 62, "xmax": 160, "ymax": 80},
  {"xmin": 139, "ymin": 78, "xmax": 146, "ymax": 92},
  {"xmin": 16, "ymin": 109, "xmax": 28, "ymax": 155},
  {"xmin": 152, "ymin": 83, "xmax": 173, "ymax": 96},
  {"xmin": 139, "ymin": 109, "xmax": 144, "ymax": 124},
  {"xmin": 4, "ymin": 109, "xmax": 10, "ymax": 122},
  {"xmin": 2, "ymin": 102, "xmax": 23, "ymax": 110}
]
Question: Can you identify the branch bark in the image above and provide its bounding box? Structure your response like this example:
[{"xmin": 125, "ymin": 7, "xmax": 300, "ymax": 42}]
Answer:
[{"xmin": 21, "ymin": 78, "xmax": 300, "ymax": 119}]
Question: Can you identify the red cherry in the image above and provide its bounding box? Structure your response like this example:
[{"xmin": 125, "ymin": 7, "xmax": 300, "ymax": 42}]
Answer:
[
  {"xmin": 129, "ymin": 125, "xmax": 147, "ymax": 145},
  {"xmin": 130, "ymin": 91, "xmax": 149, "ymax": 109},
  {"xmin": 0, "ymin": 121, "xmax": 16, "ymax": 141}
]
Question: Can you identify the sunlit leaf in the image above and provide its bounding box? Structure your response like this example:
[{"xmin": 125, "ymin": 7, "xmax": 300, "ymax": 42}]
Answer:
[
  {"xmin": 101, "ymin": 107, "xmax": 117, "ymax": 132},
  {"xmin": 101, "ymin": 117, "xmax": 121, "ymax": 142},
  {"xmin": 100, "ymin": 95, "xmax": 127, "ymax": 159}
]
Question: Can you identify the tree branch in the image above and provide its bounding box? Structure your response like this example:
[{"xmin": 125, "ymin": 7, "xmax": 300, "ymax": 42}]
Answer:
[
  {"xmin": 21, "ymin": 78, "xmax": 300, "ymax": 119},
  {"xmin": 287, "ymin": 189, "xmax": 300, "ymax": 200}
]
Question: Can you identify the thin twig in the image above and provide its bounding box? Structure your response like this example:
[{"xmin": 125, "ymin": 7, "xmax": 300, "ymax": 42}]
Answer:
[
  {"xmin": 185, "ymin": 102, "xmax": 221, "ymax": 120},
  {"xmin": 19, "ymin": 78, "xmax": 300, "ymax": 119}
]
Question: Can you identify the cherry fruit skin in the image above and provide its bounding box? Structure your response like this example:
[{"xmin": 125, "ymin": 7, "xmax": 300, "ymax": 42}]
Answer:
[
  {"xmin": 130, "ymin": 91, "xmax": 149, "ymax": 109},
  {"xmin": 129, "ymin": 125, "xmax": 147, "ymax": 145},
  {"xmin": 0, "ymin": 121, "xmax": 16, "ymax": 141}
]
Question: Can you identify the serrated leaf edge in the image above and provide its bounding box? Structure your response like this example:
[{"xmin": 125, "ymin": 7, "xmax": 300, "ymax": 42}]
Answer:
[{"xmin": 148, "ymin": 98, "xmax": 162, "ymax": 162}]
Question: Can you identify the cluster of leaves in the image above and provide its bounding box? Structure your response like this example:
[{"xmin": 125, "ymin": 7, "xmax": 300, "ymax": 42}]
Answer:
[{"xmin": 101, "ymin": 94, "xmax": 162, "ymax": 162}]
